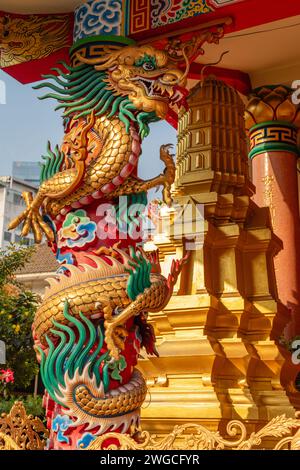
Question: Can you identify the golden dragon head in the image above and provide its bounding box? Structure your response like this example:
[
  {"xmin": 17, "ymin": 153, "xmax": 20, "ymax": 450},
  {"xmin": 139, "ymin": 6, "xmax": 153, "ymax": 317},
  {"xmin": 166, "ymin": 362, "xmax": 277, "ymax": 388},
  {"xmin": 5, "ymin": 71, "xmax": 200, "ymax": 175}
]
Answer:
[{"xmin": 77, "ymin": 44, "xmax": 187, "ymax": 120}]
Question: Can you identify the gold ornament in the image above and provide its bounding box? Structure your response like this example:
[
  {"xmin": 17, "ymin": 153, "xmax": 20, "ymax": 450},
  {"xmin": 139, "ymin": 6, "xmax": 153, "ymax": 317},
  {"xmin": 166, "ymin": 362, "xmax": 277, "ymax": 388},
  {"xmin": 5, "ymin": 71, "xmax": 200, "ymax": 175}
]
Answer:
[
  {"xmin": 0, "ymin": 433, "xmax": 20, "ymax": 450},
  {"xmin": 245, "ymin": 85, "xmax": 300, "ymax": 130},
  {"xmin": 0, "ymin": 401, "xmax": 48, "ymax": 450},
  {"xmin": 87, "ymin": 413, "xmax": 300, "ymax": 450},
  {"xmin": 0, "ymin": 407, "xmax": 299, "ymax": 451}
]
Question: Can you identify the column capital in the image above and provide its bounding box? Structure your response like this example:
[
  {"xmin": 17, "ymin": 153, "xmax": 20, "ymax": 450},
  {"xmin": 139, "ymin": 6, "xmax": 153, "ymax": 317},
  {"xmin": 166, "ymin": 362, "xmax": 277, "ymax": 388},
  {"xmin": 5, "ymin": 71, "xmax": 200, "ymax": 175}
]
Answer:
[{"xmin": 245, "ymin": 85, "xmax": 300, "ymax": 159}]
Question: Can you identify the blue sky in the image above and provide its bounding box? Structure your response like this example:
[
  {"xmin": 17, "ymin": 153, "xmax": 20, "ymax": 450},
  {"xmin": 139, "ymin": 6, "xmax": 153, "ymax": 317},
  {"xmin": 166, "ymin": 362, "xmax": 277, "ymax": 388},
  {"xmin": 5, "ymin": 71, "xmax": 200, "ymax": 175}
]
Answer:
[{"xmin": 0, "ymin": 70, "xmax": 176, "ymax": 184}]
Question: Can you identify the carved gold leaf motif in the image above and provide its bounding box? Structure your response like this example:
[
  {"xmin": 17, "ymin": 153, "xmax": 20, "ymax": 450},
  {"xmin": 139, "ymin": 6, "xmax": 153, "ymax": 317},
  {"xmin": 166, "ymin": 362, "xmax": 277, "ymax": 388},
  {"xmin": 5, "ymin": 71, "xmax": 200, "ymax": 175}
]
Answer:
[
  {"xmin": 0, "ymin": 401, "xmax": 48, "ymax": 450},
  {"xmin": 87, "ymin": 413, "xmax": 300, "ymax": 450}
]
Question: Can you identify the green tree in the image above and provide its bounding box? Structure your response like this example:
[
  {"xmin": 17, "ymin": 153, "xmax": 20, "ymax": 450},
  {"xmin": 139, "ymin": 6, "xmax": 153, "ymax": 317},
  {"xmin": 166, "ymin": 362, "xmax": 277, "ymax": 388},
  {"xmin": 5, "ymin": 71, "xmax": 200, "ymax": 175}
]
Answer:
[{"xmin": 0, "ymin": 244, "xmax": 39, "ymax": 396}]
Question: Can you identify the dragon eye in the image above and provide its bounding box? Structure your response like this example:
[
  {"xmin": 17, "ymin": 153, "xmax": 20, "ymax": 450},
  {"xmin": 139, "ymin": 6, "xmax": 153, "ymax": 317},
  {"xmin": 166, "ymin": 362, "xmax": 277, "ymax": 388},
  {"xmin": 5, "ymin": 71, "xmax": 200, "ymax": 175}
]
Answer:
[{"xmin": 142, "ymin": 62, "xmax": 155, "ymax": 71}]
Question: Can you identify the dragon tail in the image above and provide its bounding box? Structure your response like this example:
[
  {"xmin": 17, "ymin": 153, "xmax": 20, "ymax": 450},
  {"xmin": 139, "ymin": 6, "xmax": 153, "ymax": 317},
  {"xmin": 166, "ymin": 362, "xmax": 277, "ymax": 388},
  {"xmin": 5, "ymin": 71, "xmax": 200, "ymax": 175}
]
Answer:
[{"xmin": 38, "ymin": 301, "xmax": 146, "ymax": 435}]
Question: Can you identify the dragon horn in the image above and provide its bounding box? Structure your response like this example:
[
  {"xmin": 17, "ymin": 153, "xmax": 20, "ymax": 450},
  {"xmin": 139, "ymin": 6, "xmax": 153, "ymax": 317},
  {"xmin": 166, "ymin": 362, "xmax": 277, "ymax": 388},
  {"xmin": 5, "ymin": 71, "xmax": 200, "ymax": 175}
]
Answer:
[{"xmin": 75, "ymin": 50, "xmax": 119, "ymax": 70}]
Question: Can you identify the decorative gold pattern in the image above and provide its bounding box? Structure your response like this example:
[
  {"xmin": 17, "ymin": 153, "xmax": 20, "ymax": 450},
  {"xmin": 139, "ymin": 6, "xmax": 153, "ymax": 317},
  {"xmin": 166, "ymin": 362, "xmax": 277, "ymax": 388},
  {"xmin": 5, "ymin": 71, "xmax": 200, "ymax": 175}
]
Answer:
[
  {"xmin": 130, "ymin": 0, "xmax": 150, "ymax": 34},
  {"xmin": 71, "ymin": 43, "xmax": 126, "ymax": 67},
  {"xmin": 0, "ymin": 433, "xmax": 20, "ymax": 450},
  {"xmin": 1, "ymin": 413, "xmax": 300, "ymax": 451},
  {"xmin": 0, "ymin": 14, "xmax": 71, "ymax": 68},
  {"xmin": 87, "ymin": 414, "xmax": 300, "ymax": 450},
  {"xmin": 0, "ymin": 401, "xmax": 48, "ymax": 450},
  {"xmin": 249, "ymin": 125, "xmax": 298, "ymax": 150},
  {"xmin": 245, "ymin": 86, "xmax": 300, "ymax": 158}
]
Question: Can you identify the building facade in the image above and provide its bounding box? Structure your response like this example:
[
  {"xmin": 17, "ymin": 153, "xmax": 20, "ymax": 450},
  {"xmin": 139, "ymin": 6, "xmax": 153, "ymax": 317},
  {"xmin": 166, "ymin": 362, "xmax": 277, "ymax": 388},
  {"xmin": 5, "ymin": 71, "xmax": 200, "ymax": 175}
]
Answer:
[
  {"xmin": 0, "ymin": 177, "xmax": 37, "ymax": 248},
  {"xmin": 16, "ymin": 244, "xmax": 59, "ymax": 297},
  {"xmin": 12, "ymin": 161, "xmax": 41, "ymax": 188}
]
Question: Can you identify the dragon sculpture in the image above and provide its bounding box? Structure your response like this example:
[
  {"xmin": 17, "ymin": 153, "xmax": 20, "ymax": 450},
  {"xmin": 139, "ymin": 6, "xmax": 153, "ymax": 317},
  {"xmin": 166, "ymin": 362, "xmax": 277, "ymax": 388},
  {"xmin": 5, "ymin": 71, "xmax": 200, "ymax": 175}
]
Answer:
[{"xmin": 9, "ymin": 43, "xmax": 188, "ymax": 450}]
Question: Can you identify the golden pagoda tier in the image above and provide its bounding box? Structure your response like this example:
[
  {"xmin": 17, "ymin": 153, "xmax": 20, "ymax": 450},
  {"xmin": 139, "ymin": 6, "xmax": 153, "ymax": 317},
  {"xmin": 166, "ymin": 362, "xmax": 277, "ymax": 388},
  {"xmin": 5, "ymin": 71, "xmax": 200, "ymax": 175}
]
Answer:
[{"xmin": 138, "ymin": 78, "xmax": 298, "ymax": 436}]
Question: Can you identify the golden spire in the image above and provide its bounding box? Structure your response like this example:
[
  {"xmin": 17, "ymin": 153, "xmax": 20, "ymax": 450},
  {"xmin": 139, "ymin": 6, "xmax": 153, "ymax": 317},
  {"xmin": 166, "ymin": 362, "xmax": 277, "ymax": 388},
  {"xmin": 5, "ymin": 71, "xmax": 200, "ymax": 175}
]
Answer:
[{"xmin": 175, "ymin": 77, "xmax": 252, "ymax": 196}]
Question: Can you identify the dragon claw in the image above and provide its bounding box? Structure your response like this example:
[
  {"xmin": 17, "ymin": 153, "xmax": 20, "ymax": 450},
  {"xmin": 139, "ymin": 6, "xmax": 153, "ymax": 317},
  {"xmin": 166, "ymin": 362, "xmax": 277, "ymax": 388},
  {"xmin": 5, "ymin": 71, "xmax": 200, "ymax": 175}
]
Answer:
[
  {"xmin": 8, "ymin": 192, "xmax": 55, "ymax": 244},
  {"xmin": 159, "ymin": 143, "xmax": 176, "ymax": 206},
  {"xmin": 160, "ymin": 143, "xmax": 174, "ymax": 156}
]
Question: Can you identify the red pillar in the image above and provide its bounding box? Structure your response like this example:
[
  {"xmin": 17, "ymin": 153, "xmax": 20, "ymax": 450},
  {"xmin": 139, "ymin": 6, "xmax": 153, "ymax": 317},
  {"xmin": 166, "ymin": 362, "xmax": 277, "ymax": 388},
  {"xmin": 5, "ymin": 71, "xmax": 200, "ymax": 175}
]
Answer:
[
  {"xmin": 246, "ymin": 85, "xmax": 300, "ymax": 337},
  {"xmin": 251, "ymin": 150, "xmax": 300, "ymax": 334}
]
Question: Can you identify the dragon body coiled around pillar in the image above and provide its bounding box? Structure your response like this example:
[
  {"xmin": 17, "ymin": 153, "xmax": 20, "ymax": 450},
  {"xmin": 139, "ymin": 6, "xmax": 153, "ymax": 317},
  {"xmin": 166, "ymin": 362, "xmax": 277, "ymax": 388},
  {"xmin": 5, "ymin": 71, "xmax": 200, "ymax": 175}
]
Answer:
[{"xmin": 9, "ymin": 43, "xmax": 187, "ymax": 449}]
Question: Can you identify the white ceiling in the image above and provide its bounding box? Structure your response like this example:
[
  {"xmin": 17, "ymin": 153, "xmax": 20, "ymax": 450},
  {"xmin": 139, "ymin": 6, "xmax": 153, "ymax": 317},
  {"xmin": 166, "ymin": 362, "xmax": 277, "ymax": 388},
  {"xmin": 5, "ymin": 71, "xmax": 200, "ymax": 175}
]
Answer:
[
  {"xmin": 200, "ymin": 15, "xmax": 300, "ymax": 88},
  {"xmin": 0, "ymin": 0, "xmax": 85, "ymax": 13}
]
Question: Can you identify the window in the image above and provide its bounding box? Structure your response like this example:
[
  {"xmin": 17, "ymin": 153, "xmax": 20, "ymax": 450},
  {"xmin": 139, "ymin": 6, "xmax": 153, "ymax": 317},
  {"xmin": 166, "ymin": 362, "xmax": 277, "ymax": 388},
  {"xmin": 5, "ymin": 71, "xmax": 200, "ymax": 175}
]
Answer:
[
  {"xmin": 13, "ymin": 193, "xmax": 25, "ymax": 206},
  {"xmin": 4, "ymin": 232, "xmax": 11, "ymax": 242},
  {"xmin": 13, "ymin": 193, "xmax": 21, "ymax": 205},
  {"xmin": 14, "ymin": 235, "xmax": 31, "ymax": 246},
  {"xmin": 14, "ymin": 234, "xmax": 22, "ymax": 243}
]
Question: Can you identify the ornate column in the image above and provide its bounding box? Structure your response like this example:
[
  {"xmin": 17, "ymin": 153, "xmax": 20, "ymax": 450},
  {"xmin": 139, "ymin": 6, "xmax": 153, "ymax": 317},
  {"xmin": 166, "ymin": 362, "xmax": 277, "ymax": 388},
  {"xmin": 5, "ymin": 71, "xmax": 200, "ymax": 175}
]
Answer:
[{"xmin": 245, "ymin": 86, "xmax": 300, "ymax": 336}]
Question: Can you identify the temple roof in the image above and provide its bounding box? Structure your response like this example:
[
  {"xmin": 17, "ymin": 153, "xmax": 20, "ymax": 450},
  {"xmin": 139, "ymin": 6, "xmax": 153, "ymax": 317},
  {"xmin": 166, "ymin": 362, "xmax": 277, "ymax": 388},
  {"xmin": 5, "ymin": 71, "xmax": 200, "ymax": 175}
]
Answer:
[{"xmin": 17, "ymin": 244, "xmax": 58, "ymax": 275}]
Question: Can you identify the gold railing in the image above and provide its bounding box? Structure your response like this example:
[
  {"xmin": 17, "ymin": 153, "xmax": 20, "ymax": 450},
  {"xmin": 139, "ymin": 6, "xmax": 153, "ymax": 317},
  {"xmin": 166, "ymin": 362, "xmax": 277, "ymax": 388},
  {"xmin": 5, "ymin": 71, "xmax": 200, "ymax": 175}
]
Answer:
[
  {"xmin": 87, "ymin": 414, "xmax": 300, "ymax": 450},
  {"xmin": 0, "ymin": 402, "xmax": 299, "ymax": 450}
]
